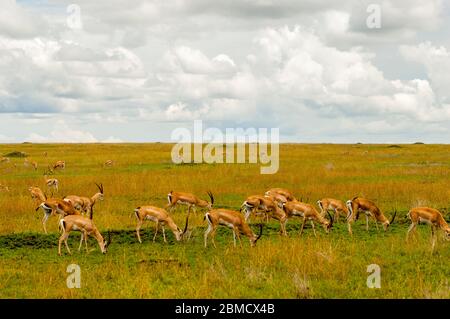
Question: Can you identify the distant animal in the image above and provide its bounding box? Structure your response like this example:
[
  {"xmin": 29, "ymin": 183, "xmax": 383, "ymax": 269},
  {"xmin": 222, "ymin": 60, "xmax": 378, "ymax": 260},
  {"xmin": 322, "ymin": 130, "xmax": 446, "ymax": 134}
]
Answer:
[
  {"xmin": 103, "ymin": 160, "xmax": 114, "ymax": 167},
  {"xmin": 53, "ymin": 161, "xmax": 65, "ymax": 170}
]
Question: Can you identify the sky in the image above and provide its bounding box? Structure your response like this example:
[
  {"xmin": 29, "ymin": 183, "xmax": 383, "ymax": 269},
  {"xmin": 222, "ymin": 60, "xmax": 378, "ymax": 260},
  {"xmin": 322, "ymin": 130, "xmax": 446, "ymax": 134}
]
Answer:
[{"xmin": 0, "ymin": 0, "xmax": 449, "ymax": 143}]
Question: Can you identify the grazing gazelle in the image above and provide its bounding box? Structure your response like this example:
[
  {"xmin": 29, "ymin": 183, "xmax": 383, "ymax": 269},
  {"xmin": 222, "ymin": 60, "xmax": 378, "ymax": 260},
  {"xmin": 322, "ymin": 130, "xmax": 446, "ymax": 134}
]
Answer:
[
  {"xmin": 0, "ymin": 157, "xmax": 10, "ymax": 164},
  {"xmin": 241, "ymin": 195, "xmax": 287, "ymax": 236},
  {"xmin": 346, "ymin": 197, "xmax": 396, "ymax": 234},
  {"xmin": 166, "ymin": 191, "xmax": 214, "ymax": 215},
  {"xmin": 317, "ymin": 198, "xmax": 349, "ymax": 222},
  {"xmin": 64, "ymin": 183, "xmax": 104, "ymax": 218},
  {"xmin": 134, "ymin": 206, "xmax": 187, "ymax": 243},
  {"xmin": 283, "ymin": 200, "xmax": 333, "ymax": 236},
  {"xmin": 58, "ymin": 215, "xmax": 111, "ymax": 255},
  {"xmin": 36, "ymin": 198, "xmax": 80, "ymax": 234},
  {"xmin": 406, "ymin": 207, "xmax": 450, "ymax": 250},
  {"xmin": 204, "ymin": 209, "xmax": 263, "ymax": 248},
  {"xmin": 265, "ymin": 188, "xmax": 296, "ymax": 201},
  {"xmin": 53, "ymin": 160, "xmax": 65, "ymax": 170}
]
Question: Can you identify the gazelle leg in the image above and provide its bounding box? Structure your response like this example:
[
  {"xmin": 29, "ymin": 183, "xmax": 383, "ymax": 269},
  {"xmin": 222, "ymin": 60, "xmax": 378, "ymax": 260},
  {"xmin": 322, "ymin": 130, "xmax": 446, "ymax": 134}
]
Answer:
[
  {"xmin": 42, "ymin": 212, "xmax": 51, "ymax": 234},
  {"xmin": 136, "ymin": 220, "xmax": 143, "ymax": 243},
  {"xmin": 406, "ymin": 223, "xmax": 416, "ymax": 242},
  {"xmin": 431, "ymin": 225, "xmax": 437, "ymax": 251},
  {"xmin": 310, "ymin": 220, "xmax": 317, "ymax": 237},
  {"xmin": 58, "ymin": 233, "xmax": 67, "ymax": 255},
  {"xmin": 84, "ymin": 232, "xmax": 89, "ymax": 252},
  {"xmin": 153, "ymin": 222, "xmax": 159, "ymax": 242},
  {"xmin": 365, "ymin": 215, "xmax": 369, "ymax": 231},
  {"xmin": 235, "ymin": 228, "xmax": 243, "ymax": 248},
  {"xmin": 59, "ymin": 232, "xmax": 71, "ymax": 255},
  {"xmin": 162, "ymin": 225, "xmax": 167, "ymax": 243},
  {"xmin": 210, "ymin": 228, "xmax": 217, "ymax": 248},
  {"xmin": 334, "ymin": 209, "xmax": 340, "ymax": 222},
  {"xmin": 232, "ymin": 230, "xmax": 237, "ymax": 247},
  {"xmin": 204, "ymin": 224, "xmax": 213, "ymax": 248},
  {"xmin": 347, "ymin": 220, "xmax": 353, "ymax": 235},
  {"xmin": 78, "ymin": 232, "xmax": 84, "ymax": 251},
  {"xmin": 299, "ymin": 217, "xmax": 306, "ymax": 236},
  {"xmin": 281, "ymin": 218, "xmax": 288, "ymax": 236}
]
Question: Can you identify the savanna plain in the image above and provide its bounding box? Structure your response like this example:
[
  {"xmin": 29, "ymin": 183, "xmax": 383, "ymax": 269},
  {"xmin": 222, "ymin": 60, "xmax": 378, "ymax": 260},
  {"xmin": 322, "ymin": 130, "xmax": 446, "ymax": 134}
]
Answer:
[{"xmin": 0, "ymin": 143, "xmax": 449, "ymax": 298}]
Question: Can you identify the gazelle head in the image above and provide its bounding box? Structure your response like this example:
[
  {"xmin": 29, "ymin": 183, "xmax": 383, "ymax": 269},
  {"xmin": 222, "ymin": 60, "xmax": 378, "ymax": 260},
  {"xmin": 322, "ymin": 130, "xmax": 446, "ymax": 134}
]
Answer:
[
  {"xmin": 100, "ymin": 231, "xmax": 112, "ymax": 254},
  {"xmin": 178, "ymin": 212, "xmax": 191, "ymax": 241},
  {"xmin": 382, "ymin": 210, "xmax": 397, "ymax": 231},
  {"xmin": 324, "ymin": 211, "xmax": 334, "ymax": 233},
  {"xmin": 95, "ymin": 183, "xmax": 105, "ymax": 201},
  {"xmin": 444, "ymin": 226, "xmax": 450, "ymax": 241},
  {"xmin": 250, "ymin": 224, "xmax": 263, "ymax": 247},
  {"xmin": 206, "ymin": 191, "xmax": 214, "ymax": 209}
]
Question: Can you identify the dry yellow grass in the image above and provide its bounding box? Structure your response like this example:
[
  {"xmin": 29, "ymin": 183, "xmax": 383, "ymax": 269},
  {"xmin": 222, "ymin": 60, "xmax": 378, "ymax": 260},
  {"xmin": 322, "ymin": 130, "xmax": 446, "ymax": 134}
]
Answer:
[{"xmin": 0, "ymin": 143, "xmax": 449, "ymax": 298}]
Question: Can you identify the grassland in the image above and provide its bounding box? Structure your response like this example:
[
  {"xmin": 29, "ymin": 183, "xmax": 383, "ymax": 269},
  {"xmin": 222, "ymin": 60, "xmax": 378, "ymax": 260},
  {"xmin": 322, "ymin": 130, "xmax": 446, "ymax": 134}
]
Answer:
[{"xmin": 0, "ymin": 143, "xmax": 449, "ymax": 298}]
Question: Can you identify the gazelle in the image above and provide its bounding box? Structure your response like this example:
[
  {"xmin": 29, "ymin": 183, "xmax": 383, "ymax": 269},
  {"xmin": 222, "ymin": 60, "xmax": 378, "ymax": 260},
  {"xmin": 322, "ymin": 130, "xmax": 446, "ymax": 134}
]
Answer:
[
  {"xmin": 64, "ymin": 183, "xmax": 104, "ymax": 218},
  {"xmin": 317, "ymin": 198, "xmax": 349, "ymax": 222},
  {"xmin": 346, "ymin": 197, "xmax": 396, "ymax": 234},
  {"xmin": 166, "ymin": 191, "xmax": 214, "ymax": 215},
  {"xmin": 265, "ymin": 190, "xmax": 289, "ymax": 208},
  {"xmin": 265, "ymin": 188, "xmax": 296, "ymax": 201},
  {"xmin": 241, "ymin": 195, "xmax": 287, "ymax": 235},
  {"xmin": 36, "ymin": 198, "xmax": 80, "ymax": 234},
  {"xmin": 44, "ymin": 174, "xmax": 59, "ymax": 193},
  {"xmin": 134, "ymin": 206, "xmax": 187, "ymax": 243},
  {"xmin": 406, "ymin": 207, "xmax": 450, "ymax": 250},
  {"xmin": 53, "ymin": 160, "xmax": 65, "ymax": 170},
  {"xmin": 104, "ymin": 160, "xmax": 114, "ymax": 167},
  {"xmin": 283, "ymin": 200, "xmax": 333, "ymax": 236},
  {"xmin": 29, "ymin": 186, "xmax": 46, "ymax": 207},
  {"xmin": 0, "ymin": 157, "xmax": 10, "ymax": 164},
  {"xmin": 204, "ymin": 209, "xmax": 263, "ymax": 248},
  {"xmin": 241, "ymin": 195, "xmax": 270, "ymax": 221},
  {"xmin": 58, "ymin": 215, "xmax": 111, "ymax": 255}
]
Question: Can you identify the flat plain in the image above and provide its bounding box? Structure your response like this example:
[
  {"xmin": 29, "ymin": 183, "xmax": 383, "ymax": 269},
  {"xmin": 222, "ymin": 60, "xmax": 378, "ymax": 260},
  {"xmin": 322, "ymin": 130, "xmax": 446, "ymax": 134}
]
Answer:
[{"xmin": 0, "ymin": 143, "xmax": 449, "ymax": 298}]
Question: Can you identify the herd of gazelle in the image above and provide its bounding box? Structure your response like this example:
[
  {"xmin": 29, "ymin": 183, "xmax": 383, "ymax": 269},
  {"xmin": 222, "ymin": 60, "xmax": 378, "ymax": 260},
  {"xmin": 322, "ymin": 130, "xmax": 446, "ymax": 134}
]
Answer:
[{"xmin": 25, "ymin": 179, "xmax": 450, "ymax": 254}]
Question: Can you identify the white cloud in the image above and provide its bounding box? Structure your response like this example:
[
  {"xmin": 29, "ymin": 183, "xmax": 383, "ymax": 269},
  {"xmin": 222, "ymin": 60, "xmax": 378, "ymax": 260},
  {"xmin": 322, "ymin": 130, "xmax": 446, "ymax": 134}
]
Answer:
[
  {"xmin": 0, "ymin": 0, "xmax": 47, "ymax": 39},
  {"xmin": 0, "ymin": 1, "xmax": 449, "ymax": 142},
  {"xmin": 25, "ymin": 121, "xmax": 121, "ymax": 143},
  {"xmin": 400, "ymin": 42, "xmax": 450, "ymax": 104}
]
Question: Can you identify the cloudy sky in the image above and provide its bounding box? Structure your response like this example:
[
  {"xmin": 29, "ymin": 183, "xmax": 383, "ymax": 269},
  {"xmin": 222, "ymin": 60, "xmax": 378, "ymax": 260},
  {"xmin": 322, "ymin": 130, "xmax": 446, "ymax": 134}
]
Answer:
[{"xmin": 0, "ymin": 0, "xmax": 449, "ymax": 143}]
